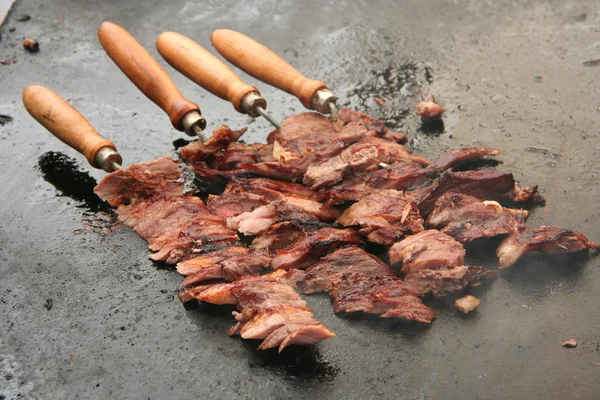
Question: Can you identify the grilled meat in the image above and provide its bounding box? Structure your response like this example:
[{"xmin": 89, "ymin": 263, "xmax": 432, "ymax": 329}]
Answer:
[
  {"xmin": 337, "ymin": 107, "xmax": 408, "ymax": 143},
  {"xmin": 180, "ymin": 125, "xmax": 247, "ymax": 164},
  {"xmin": 497, "ymin": 226, "xmax": 600, "ymax": 268},
  {"xmin": 337, "ymin": 189, "xmax": 424, "ymax": 246},
  {"xmin": 250, "ymin": 221, "xmax": 307, "ymax": 252},
  {"xmin": 179, "ymin": 269, "xmax": 334, "ymax": 352},
  {"xmin": 414, "ymin": 91, "xmax": 444, "ymax": 121},
  {"xmin": 228, "ymin": 201, "xmax": 326, "ymax": 236},
  {"xmin": 330, "ymin": 272, "xmax": 437, "ymax": 323},
  {"xmin": 455, "ymin": 294, "xmax": 480, "ymax": 314},
  {"xmin": 388, "ymin": 229, "xmax": 466, "ymax": 274},
  {"xmin": 403, "ymin": 266, "xmax": 497, "ymax": 298},
  {"xmin": 94, "ymin": 157, "xmax": 239, "ymax": 264},
  {"xmin": 302, "ymin": 247, "xmax": 396, "ymax": 294},
  {"xmin": 177, "ymin": 246, "xmax": 271, "ymax": 286},
  {"xmin": 426, "ymin": 192, "xmax": 529, "ymax": 242},
  {"xmin": 271, "ymin": 228, "xmax": 363, "ymax": 270}
]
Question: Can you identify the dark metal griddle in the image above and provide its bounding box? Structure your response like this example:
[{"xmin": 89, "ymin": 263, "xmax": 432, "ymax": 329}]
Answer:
[{"xmin": 1, "ymin": 0, "xmax": 599, "ymax": 398}]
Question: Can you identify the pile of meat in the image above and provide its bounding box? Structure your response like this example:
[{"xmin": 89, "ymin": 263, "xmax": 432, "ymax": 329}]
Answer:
[{"xmin": 94, "ymin": 108, "xmax": 599, "ymax": 352}]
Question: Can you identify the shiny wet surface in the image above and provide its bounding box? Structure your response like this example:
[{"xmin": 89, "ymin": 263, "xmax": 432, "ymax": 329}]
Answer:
[{"xmin": 1, "ymin": 0, "xmax": 600, "ymax": 398}]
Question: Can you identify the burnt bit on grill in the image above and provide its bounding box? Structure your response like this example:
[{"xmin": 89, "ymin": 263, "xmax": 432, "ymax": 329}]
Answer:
[
  {"xmin": 38, "ymin": 151, "xmax": 112, "ymax": 213},
  {"xmin": 23, "ymin": 38, "xmax": 39, "ymax": 53}
]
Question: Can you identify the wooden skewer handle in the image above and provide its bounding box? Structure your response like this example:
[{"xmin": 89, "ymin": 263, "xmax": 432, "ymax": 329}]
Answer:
[
  {"xmin": 211, "ymin": 29, "xmax": 327, "ymax": 110},
  {"xmin": 156, "ymin": 32, "xmax": 259, "ymax": 114},
  {"xmin": 98, "ymin": 21, "xmax": 200, "ymax": 131},
  {"xmin": 22, "ymin": 85, "xmax": 117, "ymax": 169}
]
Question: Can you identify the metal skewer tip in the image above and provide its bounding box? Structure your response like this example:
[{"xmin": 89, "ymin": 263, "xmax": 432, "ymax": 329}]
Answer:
[
  {"xmin": 255, "ymin": 106, "xmax": 282, "ymax": 130},
  {"xmin": 109, "ymin": 160, "xmax": 123, "ymax": 171},
  {"xmin": 329, "ymin": 102, "xmax": 339, "ymax": 121},
  {"xmin": 192, "ymin": 124, "xmax": 208, "ymax": 142}
]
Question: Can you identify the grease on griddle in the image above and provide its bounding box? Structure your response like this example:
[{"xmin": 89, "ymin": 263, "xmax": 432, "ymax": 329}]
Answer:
[
  {"xmin": 346, "ymin": 62, "xmax": 434, "ymax": 130},
  {"xmin": 37, "ymin": 151, "xmax": 111, "ymax": 212},
  {"xmin": 245, "ymin": 342, "xmax": 339, "ymax": 382},
  {"xmin": 419, "ymin": 118, "xmax": 445, "ymax": 136},
  {"xmin": 0, "ymin": 114, "xmax": 13, "ymax": 125}
]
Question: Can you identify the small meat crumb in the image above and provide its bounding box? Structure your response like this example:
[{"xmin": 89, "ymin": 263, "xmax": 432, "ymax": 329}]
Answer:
[
  {"xmin": 23, "ymin": 38, "xmax": 39, "ymax": 53},
  {"xmin": 562, "ymin": 338, "xmax": 577, "ymax": 348},
  {"xmin": 455, "ymin": 294, "xmax": 480, "ymax": 314}
]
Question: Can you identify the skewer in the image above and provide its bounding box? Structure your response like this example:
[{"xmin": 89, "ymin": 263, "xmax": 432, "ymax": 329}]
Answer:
[
  {"xmin": 22, "ymin": 85, "xmax": 122, "ymax": 172},
  {"xmin": 210, "ymin": 29, "xmax": 338, "ymax": 121},
  {"xmin": 156, "ymin": 32, "xmax": 283, "ymax": 130},
  {"xmin": 98, "ymin": 22, "xmax": 207, "ymax": 141}
]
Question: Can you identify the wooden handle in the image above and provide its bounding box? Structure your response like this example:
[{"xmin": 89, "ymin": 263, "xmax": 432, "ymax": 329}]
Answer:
[
  {"xmin": 22, "ymin": 85, "xmax": 116, "ymax": 169},
  {"xmin": 211, "ymin": 29, "xmax": 327, "ymax": 110},
  {"xmin": 156, "ymin": 32, "xmax": 258, "ymax": 114},
  {"xmin": 98, "ymin": 21, "xmax": 200, "ymax": 131}
]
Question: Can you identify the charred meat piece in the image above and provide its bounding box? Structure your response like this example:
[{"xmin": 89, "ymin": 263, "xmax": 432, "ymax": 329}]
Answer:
[
  {"xmin": 415, "ymin": 91, "xmax": 444, "ymax": 121},
  {"xmin": 224, "ymin": 177, "xmax": 340, "ymax": 220},
  {"xmin": 403, "ymin": 266, "xmax": 497, "ymax": 298},
  {"xmin": 337, "ymin": 107, "xmax": 408, "ymax": 143},
  {"xmin": 337, "ymin": 189, "xmax": 424, "ymax": 246},
  {"xmin": 251, "ymin": 221, "xmax": 307, "ymax": 252},
  {"xmin": 303, "ymin": 137, "xmax": 429, "ymax": 190},
  {"xmin": 388, "ymin": 229, "xmax": 466, "ymax": 274},
  {"xmin": 177, "ymin": 246, "xmax": 271, "ymax": 286},
  {"xmin": 228, "ymin": 201, "xmax": 326, "ymax": 236},
  {"xmin": 497, "ymin": 226, "xmax": 600, "ymax": 268},
  {"xmin": 455, "ymin": 295, "xmax": 480, "ymax": 314},
  {"xmin": 330, "ymin": 272, "xmax": 436, "ymax": 323},
  {"xmin": 179, "ymin": 269, "xmax": 334, "ymax": 352},
  {"xmin": 410, "ymin": 170, "xmax": 545, "ymax": 215},
  {"xmin": 317, "ymin": 147, "xmax": 501, "ymax": 203},
  {"xmin": 271, "ymin": 228, "xmax": 363, "ymax": 270},
  {"xmin": 426, "ymin": 192, "xmax": 529, "ymax": 242},
  {"xmin": 302, "ymin": 247, "xmax": 396, "ymax": 294},
  {"xmin": 95, "ymin": 157, "xmax": 239, "ymax": 263},
  {"xmin": 180, "ymin": 125, "xmax": 247, "ymax": 164}
]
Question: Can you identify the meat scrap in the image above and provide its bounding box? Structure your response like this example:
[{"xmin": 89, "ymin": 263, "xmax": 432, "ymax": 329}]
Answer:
[
  {"xmin": 455, "ymin": 295, "xmax": 480, "ymax": 314},
  {"xmin": 426, "ymin": 192, "xmax": 529, "ymax": 242},
  {"xmin": 180, "ymin": 125, "xmax": 247, "ymax": 164},
  {"xmin": 177, "ymin": 246, "xmax": 271, "ymax": 286},
  {"xmin": 562, "ymin": 338, "xmax": 577, "ymax": 348},
  {"xmin": 388, "ymin": 229, "xmax": 466, "ymax": 274},
  {"xmin": 497, "ymin": 226, "xmax": 600, "ymax": 269},
  {"xmin": 337, "ymin": 108, "xmax": 408, "ymax": 143},
  {"xmin": 403, "ymin": 266, "xmax": 497, "ymax": 298},
  {"xmin": 330, "ymin": 272, "xmax": 437, "ymax": 323},
  {"xmin": 179, "ymin": 269, "xmax": 334, "ymax": 352},
  {"xmin": 337, "ymin": 189, "xmax": 424, "ymax": 246},
  {"xmin": 23, "ymin": 38, "xmax": 39, "ymax": 53},
  {"xmin": 271, "ymin": 227, "xmax": 363, "ymax": 270},
  {"xmin": 94, "ymin": 157, "xmax": 239, "ymax": 263},
  {"xmin": 415, "ymin": 91, "xmax": 444, "ymax": 121},
  {"xmin": 302, "ymin": 247, "xmax": 396, "ymax": 294}
]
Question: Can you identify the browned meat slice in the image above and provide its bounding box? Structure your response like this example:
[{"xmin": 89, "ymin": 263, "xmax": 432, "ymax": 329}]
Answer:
[
  {"xmin": 337, "ymin": 107, "xmax": 408, "ymax": 143},
  {"xmin": 303, "ymin": 137, "xmax": 429, "ymax": 190},
  {"xmin": 220, "ymin": 142, "xmax": 275, "ymax": 166},
  {"xmin": 302, "ymin": 247, "xmax": 396, "ymax": 294},
  {"xmin": 228, "ymin": 201, "xmax": 326, "ymax": 236},
  {"xmin": 426, "ymin": 192, "xmax": 529, "ymax": 242},
  {"xmin": 403, "ymin": 266, "xmax": 497, "ymax": 298},
  {"xmin": 177, "ymin": 246, "xmax": 271, "ymax": 286},
  {"xmin": 236, "ymin": 157, "xmax": 309, "ymax": 182},
  {"xmin": 94, "ymin": 156, "xmax": 183, "ymax": 205},
  {"xmin": 388, "ymin": 229, "xmax": 466, "ymax": 274},
  {"xmin": 250, "ymin": 222, "xmax": 307, "ymax": 252},
  {"xmin": 225, "ymin": 177, "xmax": 340, "ymax": 220},
  {"xmin": 207, "ymin": 192, "xmax": 267, "ymax": 219},
  {"xmin": 179, "ymin": 269, "xmax": 335, "ymax": 352},
  {"xmin": 497, "ymin": 226, "xmax": 600, "ymax": 268},
  {"xmin": 337, "ymin": 189, "xmax": 424, "ymax": 246},
  {"xmin": 180, "ymin": 125, "xmax": 247, "ymax": 163},
  {"xmin": 267, "ymin": 112, "xmax": 369, "ymax": 157},
  {"xmin": 271, "ymin": 228, "xmax": 363, "ymax": 270},
  {"xmin": 429, "ymin": 148, "xmax": 500, "ymax": 171},
  {"xmin": 329, "ymin": 272, "xmax": 436, "ymax": 323},
  {"xmin": 455, "ymin": 295, "xmax": 480, "ymax": 313},
  {"xmin": 95, "ymin": 157, "xmax": 239, "ymax": 263},
  {"xmin": 410, "ymin": 170, "xmax": 545, "ymax": 215},
  {"xmin": 415, "ymin": 91, "xmax": 444, "ymax": 121}
]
